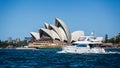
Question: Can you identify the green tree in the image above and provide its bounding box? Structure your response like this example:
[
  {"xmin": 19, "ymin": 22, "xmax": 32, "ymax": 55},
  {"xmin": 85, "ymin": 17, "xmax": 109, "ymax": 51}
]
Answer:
[
  {"xmin": 105, "ymin": 34, "xmax": 108, "ymax": 43},
  {"xmin": 16, "ymin": 40, "xmax": 28, "ymax": 47},
  {"xmin": 115, "ymin": 33, "xmax": 120, "ymax": 44},
  {"xmin": 0, "ymin": 40, "xmax": 9, "ymax": 48}
]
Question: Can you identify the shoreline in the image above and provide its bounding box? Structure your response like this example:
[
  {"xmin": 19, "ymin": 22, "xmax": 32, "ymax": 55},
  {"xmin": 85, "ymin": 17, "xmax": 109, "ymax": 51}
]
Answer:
[
  {"xmin": 0, "ymin": 47, "xmax": 120, "ymax": 50},
  {"xmin": 0, "ymin": 47, "xmax": 37, "ymax": 50}
]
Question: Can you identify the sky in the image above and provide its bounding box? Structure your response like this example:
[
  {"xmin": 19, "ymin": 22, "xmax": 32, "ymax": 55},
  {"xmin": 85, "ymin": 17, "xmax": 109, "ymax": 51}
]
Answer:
[{"xmin": 0, "ymin": 0, "xmax": 120, "ymax": 40}]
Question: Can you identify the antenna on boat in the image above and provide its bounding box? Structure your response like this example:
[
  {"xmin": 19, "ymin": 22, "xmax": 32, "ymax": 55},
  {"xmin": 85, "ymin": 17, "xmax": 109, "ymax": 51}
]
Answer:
[
  {"xmin": 91, "ymin": 32, "xmax": 96, "ymax": 39},
  {"xmin": 91, "ymin": 32, "xmax": 94, "ymax": 36}
]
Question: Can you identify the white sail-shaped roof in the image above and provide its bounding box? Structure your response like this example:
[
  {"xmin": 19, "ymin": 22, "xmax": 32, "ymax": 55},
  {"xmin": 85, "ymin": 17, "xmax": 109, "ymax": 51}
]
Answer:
[
  {"xmin": 51, "ymin": 30, "xmax": 61, "ymax": 40},
  {"xmin": 40, "ymin": 28, "xmax": 61, "ymax": 40},
  {"xmin": 30, "ymin": 18, "xmax": 74, "ymax": 43},
  {"xmin": 30, "ymin": 32, "xmax": 40, "ymax": 40},
  {"xmin": 49, "ymin": 24, "xmax": 62, "ymax": 40},
  {"xmin": 71, "ymin": 31, "xmax": 84, "ymax": 42},
  {"xmin": 59, "ymin": 27, "xmax": 67, "ymax": 41},
  {"xmin": 40, "ymin": 28, "xmax": 52, "ymax": 39},
  {"xmin": 55, "ymin": 18, "xmax": 71, "ymax": 43},
  {"xmin": 44, "ymin": 23, "xmax": 49, "ymax": 29}
]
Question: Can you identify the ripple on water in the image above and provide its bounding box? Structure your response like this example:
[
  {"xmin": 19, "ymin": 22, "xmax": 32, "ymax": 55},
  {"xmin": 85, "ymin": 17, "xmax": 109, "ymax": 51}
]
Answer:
[{"xmin": 0, "ymin": 49, "xmax": 120, "ymax": 68}]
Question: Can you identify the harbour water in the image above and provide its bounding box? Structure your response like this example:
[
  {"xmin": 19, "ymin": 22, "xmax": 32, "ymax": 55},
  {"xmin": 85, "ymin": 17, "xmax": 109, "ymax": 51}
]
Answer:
[{"xmin": 0, "ymin": 48, "xmax": 120, "ymax": 68}]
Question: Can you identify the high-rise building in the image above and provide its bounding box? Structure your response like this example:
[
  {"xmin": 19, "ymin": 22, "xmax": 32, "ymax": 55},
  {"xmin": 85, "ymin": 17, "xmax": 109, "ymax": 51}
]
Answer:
[{"xmin": 8, "ymin": 37, "xmax": 12, "ymax": 43}]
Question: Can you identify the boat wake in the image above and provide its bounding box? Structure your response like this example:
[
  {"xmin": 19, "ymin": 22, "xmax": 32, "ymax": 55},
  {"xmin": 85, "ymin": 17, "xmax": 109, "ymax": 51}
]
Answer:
[
  {"xmin": 104, "ymin": 51, "xmax": 120, "ymax": 54},
  {"xmin": 57, "ymin": 50, "xmax": 120, "ymax": 54}
]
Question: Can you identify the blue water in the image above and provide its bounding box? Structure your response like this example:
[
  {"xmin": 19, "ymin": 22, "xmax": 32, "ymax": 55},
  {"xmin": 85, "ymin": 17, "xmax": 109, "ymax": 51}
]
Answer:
[{"xmin": 0, "ymin": 49, "xmax": 120, "ymax": 68}]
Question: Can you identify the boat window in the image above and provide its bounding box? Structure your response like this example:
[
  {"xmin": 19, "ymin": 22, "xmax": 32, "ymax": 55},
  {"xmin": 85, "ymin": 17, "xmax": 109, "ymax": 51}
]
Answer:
[
  {"xmin": 79, "ymin": 37, "xmax": 86, "ymax": 41},
  {"xmin": 76, "ymin": 44, "xmax": 87, "ymax": 47},
  {"xmin": 89, "ymin": 44, "xmax": 96, "ymax": 48},
  {"xmin": 72, "ymin": 43, "xmax": 78, "ymax": 46}
]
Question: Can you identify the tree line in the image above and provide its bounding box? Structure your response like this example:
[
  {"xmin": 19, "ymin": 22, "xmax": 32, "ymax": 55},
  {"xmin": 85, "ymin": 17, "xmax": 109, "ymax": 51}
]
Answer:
[
  {"xmin": 104, "ymin": 33, "xmax": 120, "ymax": 44},
  {"xmin": 0, "ymin": 40, "xmax": 28, "ymax": 48},
  {"xmin": 0, "ymin": 33, "xmax": 120, "ymax": 48}
]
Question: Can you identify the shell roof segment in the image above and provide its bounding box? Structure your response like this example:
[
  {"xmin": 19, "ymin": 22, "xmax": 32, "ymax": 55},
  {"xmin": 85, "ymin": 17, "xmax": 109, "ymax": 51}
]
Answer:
[{"xmin": 30, "ymin": 18, "xmax": 84, "ymax": 43}]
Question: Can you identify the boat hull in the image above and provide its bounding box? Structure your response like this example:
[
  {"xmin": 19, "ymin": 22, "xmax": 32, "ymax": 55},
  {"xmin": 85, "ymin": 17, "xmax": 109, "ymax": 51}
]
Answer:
[{"xmin": 58, "ymin": 46, "xmax": 105, "ymax": 54}]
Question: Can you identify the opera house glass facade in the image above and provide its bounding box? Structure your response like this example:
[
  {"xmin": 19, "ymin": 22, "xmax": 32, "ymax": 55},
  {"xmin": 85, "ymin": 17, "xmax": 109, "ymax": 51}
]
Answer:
[{"xmin": 29, "ymin": 18, "xmax": 84, "ymax": 48}]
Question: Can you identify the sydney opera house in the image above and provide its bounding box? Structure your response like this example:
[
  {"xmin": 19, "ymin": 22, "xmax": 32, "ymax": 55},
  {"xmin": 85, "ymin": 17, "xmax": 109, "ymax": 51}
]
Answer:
[{"xmin": 29, "ymin": 18, "xmax": 84, "ymax": 48}]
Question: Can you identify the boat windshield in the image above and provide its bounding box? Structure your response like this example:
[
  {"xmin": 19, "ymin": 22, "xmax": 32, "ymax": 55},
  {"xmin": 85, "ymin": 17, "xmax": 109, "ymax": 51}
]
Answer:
[
  {"xmin": 89, "ymin": 44, "xmax": 102, "ymax": 48},
  {"xmin": 72, "ymin": 44, "xmax": 87, "ymax": 47}
]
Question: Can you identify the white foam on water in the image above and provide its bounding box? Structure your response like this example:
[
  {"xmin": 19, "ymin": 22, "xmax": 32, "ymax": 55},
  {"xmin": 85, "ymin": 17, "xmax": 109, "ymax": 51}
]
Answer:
[
  {"xmin": 57, "ymin": 50, "xmax": 120, "ymax": 54},
  {"xmin": 104, "ymin": 51, "xmax": 120, "ymax": 54}
]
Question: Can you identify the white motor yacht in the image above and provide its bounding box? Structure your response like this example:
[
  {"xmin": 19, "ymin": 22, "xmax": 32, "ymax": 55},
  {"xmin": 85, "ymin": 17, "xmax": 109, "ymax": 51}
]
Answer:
[{"xmin": 58, "ymin": 41, "xmax": 105, "ymax": 54}]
